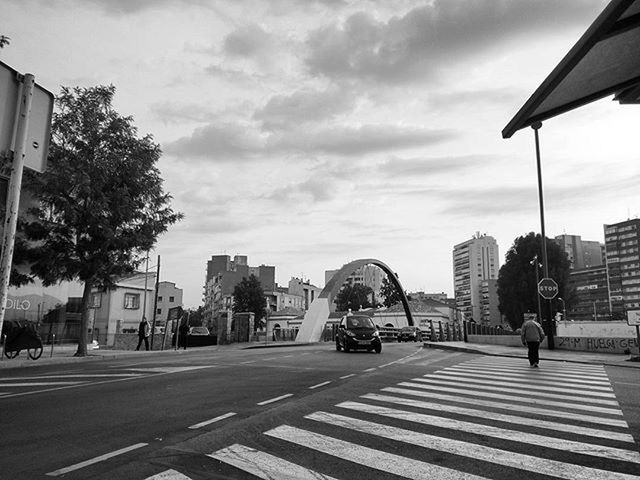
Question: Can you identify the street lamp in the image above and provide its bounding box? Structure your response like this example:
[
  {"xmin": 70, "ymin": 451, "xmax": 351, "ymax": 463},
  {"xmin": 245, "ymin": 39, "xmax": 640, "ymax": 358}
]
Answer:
[{"xmin": 530, "ymin": 255, "xmax": 542, "ymax": 322}]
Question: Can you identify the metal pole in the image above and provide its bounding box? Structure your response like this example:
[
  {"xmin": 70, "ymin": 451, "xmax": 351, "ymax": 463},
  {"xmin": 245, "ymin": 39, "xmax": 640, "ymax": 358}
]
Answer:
[
  {"xmin": 532, "ymin": 122, "xmax": 555, "ymax": 350},
  {"xmin": 141, "ymin": 252, "xmax": 149, "ymax": 322},
  {"xmin": 0, "ymin": 74, "xmax": 35, "ymax": 339},
  {"xmin": 150, "ymin": 255, "xmax": 160, "ymax": 350}
]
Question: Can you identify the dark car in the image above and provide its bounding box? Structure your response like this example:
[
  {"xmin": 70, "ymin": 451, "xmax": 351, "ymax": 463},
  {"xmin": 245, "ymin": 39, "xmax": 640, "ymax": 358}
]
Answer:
[
  {"xmin": 397, "ymin": 326, "xmax": 423, "ymax": 342},
  {"xmin": 335, "ymin": 314, "xmax": 382, "ymax": 353}
]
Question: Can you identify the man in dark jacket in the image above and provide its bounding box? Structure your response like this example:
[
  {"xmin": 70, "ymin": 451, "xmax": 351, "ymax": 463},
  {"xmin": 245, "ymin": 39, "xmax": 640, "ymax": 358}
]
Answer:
[
  {"xmin": 136, "ymin": 318, "xmax": 150, "ymax": 351},
  {"xmin": 521, "ymin": 316, "xmax": 545, "ymax": 367}
]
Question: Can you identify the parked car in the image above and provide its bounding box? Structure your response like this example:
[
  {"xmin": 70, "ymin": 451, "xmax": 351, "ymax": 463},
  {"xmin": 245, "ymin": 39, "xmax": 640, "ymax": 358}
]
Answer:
[
  {"xmin": 397, "ymin": 326, "xmax": 423, "ymax": 342},
  {"xmin": 335, "ymin": 314, "xmax": 382, "ymax": 354},
  {"xmin": 188, "ymin": 326, "xmax": 210, "ymax": 336}
]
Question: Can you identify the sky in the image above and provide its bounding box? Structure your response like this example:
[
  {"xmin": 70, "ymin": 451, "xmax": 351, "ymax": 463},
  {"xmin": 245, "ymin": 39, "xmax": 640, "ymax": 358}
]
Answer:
[{"xmin": 3, "ymin": 0, "xmax": 639, "ymax": 308}]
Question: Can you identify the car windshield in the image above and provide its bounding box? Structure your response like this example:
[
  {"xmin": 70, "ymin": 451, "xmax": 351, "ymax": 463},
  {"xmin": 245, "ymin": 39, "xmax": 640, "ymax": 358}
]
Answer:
[
  {"xmin": 190, "ymin": 327, "xmax": 208, "ymax": 334},
  {"xmin": 347, "ymin": 316, "xmax": 374, "ymax": 329}
]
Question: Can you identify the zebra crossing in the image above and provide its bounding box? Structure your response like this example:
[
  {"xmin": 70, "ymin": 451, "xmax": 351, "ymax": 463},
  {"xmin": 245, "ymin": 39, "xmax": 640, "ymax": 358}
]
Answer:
[{"xmin": 148, "ymin": 356, "xmax": 640, "ymax": 479}]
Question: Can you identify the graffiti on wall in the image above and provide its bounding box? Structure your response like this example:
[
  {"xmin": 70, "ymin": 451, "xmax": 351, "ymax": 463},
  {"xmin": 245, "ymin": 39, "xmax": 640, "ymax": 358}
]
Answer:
[{"xmin": 556, "ymin": 336, "xmax": 638, "ymax": 354}]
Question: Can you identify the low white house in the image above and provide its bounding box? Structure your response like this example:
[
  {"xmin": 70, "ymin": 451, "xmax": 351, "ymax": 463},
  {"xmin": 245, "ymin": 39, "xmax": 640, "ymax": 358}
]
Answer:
[
  {"xmin": 90, "ymin": 273, "xmax": 182, "ymax": 346},
  {"xmin": 373, "ymin": 300, "xmax": 451, "ymax": 331}
]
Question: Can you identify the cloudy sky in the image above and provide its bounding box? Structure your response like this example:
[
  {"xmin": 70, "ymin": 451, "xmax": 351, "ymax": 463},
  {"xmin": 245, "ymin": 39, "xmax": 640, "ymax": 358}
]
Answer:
[{"xmin": 3, "ymin": 0, "xmax": 638, "ymax": 308}]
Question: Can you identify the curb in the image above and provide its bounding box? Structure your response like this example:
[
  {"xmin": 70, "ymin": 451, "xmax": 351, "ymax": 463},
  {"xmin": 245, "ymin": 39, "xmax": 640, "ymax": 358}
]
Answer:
[{"xmin": 424, "ymin": 342, "xmax": 640, "ymax": 368}]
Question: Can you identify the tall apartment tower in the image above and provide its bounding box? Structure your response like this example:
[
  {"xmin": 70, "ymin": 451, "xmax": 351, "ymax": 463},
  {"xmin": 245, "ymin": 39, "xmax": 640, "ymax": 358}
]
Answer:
[
  {"xmin": 604, "ymin": 219, "xmax": 640, "ymax": 320},
  {"xmin": 554, "ymin": 234, "xmax": 604, "ymax": 269},
  {"xmin": 453, "ymin": 233, "xmax": 500, "ymax": 323}
]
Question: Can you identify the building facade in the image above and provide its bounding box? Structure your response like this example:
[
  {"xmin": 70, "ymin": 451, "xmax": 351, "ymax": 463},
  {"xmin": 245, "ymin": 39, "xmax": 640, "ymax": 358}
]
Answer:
[
  {"xmin": 604, "ymin": 219, "xmax": 640, "ymax": 320},
  {"xmin": 325, "ymin": 264, "xmax": 383, "ymax": 303},
  {"xmin": 479, "ymin": 279, "xmax": 501, "ymax": 326},
  {"xmin": 555, "ymin": 234, "xmax": 604, "ymax": 269},
  {"xmin": 452, "ymin": 233, "xmax": 500, "ymax": 323},
  {"xmin": 567, "ymin": 266, "xmax": 610, "ymax": 321}
]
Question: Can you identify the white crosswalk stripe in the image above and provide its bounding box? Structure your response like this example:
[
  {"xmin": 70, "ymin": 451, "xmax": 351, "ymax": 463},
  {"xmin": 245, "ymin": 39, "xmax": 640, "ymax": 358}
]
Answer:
[{"xmin": 150, "ymin": 356, "xmax": 640, "ymax": 479}]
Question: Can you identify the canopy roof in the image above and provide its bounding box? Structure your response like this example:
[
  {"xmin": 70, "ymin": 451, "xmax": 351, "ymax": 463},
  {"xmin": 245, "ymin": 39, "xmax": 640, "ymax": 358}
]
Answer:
[{"xmin": 502, "ymin": 0, "xmax": 640, "ymax": 138}]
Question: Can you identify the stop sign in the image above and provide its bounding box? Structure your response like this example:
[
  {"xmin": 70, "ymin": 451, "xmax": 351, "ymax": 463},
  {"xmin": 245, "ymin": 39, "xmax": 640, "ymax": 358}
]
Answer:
[{"xmin": 538, "ymin": 278, "xmax": 559, "ymax": 300}]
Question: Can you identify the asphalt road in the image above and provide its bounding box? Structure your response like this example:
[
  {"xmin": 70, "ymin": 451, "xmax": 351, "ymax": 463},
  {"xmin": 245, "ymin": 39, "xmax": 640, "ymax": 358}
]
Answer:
[{"xmin": 0, "ymin": 343, "xmax": 638, "ymax": 479}]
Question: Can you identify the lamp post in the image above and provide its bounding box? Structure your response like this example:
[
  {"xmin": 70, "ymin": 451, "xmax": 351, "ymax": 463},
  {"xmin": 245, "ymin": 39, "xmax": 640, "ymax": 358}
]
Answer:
[{"xmin": 530, "ymin": 255, "xmax": 543, "ymax": 322}]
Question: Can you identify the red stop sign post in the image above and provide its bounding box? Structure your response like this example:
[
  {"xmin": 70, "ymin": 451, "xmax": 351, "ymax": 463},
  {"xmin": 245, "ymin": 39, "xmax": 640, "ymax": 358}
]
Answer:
[{"xmin": 538, "ymin": 278, "xmax": 558, "ymax": 300}]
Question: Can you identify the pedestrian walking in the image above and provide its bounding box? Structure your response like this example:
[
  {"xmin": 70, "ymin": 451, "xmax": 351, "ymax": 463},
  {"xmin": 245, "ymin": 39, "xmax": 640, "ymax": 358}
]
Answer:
[
  {"xmin": 136, "ymin": 317, "xmax": 151, "ymax": 351},
  {"xmin": 178, "ymin": 321, "xmax": 189, "ymax": 350},
  {"xmin": 521, "ymin": 316, "xmax": 545, "ymax": 367}
]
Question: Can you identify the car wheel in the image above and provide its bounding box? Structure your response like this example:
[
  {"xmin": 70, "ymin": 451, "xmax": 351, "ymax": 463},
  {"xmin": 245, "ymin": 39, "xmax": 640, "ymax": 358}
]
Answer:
[
  {"xmin": 344, "ymin": 343, "xmax": 350, "ymax": 353},
  {"xmin": 374, "ymin": 343, "xmax": 382, "ymax": 354},
  {"xmin": 336, "ymin": 339, "xmax": 341, "ymax": 351}
]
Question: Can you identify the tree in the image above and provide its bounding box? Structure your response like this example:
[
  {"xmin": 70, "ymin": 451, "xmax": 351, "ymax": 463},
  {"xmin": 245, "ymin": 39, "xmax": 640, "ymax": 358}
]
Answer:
[
  {"xmin": 0, "ymin": 35, "xmax": 9, "ymax": 49},
  {"xmin": 335, "ymin": 283, "xmax": 374, "ymax": 312},
  {"xmin": 232, "ymin": 275, "xmax": 266, "ymax": 331},
  {"xmin": 379, "ymin": 276, "xmax": 403, "ymax": 308},
  {"xmin": 497, "ymin": 232, "xmax": 571, "ymax": 330},
  {"xmin": 21, "ymin": 85, "xmax": 182, "ymax": 356}
]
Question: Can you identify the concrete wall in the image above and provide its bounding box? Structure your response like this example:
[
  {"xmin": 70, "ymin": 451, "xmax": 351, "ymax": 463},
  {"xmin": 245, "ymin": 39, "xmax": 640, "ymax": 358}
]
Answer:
[
  {"xmin": 557, "ymin": 321, "xmax": 636, "ymax": 338},
  {"xmin": 467, "ymin": 333, "xmax": 638, "ymax": 354}
]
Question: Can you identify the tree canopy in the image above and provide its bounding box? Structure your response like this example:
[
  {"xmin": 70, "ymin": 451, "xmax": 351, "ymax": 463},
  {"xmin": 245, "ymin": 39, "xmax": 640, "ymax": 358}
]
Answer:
[
  {"xmin": 378, "ymin": 275, "xmax": 403, "ymax": 308},
  {"xmin": 497, "ymin": 232, "xmax": 571, "ymax": 330},
  {"xmin": 232, "ymin": 275, "xmax": 266, "ymax": 331},
  {"xmin": 22, "ymin": 85, "xmax": 182, "ymax": 355},
  {"xmin": 335, "ymin": 283, "xmax": 374, "ymax": 312}
]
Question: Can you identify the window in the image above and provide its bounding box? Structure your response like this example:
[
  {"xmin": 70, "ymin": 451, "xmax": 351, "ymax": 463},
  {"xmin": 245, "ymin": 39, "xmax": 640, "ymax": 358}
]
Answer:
[
  {"xmin": 157, "ymin": 308, "xmax": 162, "ymax": 315},
  {"xmin": 169, "ymin": 296, "xmax": 174, "ymax": 302},
  {"xmin": 158, "ymin": 296, "xmax": 163, "ymax": 302},
  {"xmin": 124, "ymin": 293, "xmax": 140, "ymax": 309},
  {"xmin": 90, "ymin": 293, "xmax": 101, "ymax": 308}
]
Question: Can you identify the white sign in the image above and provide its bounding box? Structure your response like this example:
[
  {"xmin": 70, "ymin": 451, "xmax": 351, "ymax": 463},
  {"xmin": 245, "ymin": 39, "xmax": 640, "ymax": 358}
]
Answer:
[
  {"xmin": 627, "ymin": 310, "xmax": 640, "ymax": 326},
  {"xmin": 0, "ymin": 60, "xmax": 53, "ymax": 173}
]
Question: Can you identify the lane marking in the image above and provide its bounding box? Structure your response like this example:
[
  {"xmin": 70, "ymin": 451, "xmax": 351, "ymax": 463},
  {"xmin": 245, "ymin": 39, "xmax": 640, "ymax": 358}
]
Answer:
[
  {"xmin": 241, "ymin": 360, "xmax": 256, "ymax": 364},
  {"xmin": 257, "ymin": 394, "xmax": 293, "ymax": 405},
  {"xmin": 448, "ymin": 365, "xmax": 609, "ymax": 381},
  {"xmin": 308, "ymin": 411, "xmax": 639, "ymax": 480},
  {"xmin": 338, "ymin": 401, "xmax": 640, "ymax": 464},
  {"xmin": 266, "ymin": 425, "xmax": 490, "ymax": 480},
  {"xmin": 433, "ymin": 370, "xmax": 613, "ymax": 390},
  {"xmin": 189, "ymin": 412, "xmax": 236, "ymax": 429},
  {"xmin": 362, "ymin": 393, "xmax": 636, "ymax": 443},
  {"xmin": 0, "ymin": 381, "xmax": 85, "ymax": 387},
  {"xmin": 339, "ymin": 374, "xmax": 355, "ymax": 380},
  {"xmin": 382, "ymin": 386, "xmax": 629, "ymax": 427},
  {"xmin": 210, "ymin": 443, "xmax": 339, "ymax": 480},
  {"xmin": 411, "ymin": 375, "xmax": 618, "ymax": 406},
  {"xmin": 0, "ymin": 373, "xmax": 142, "ymax": 381},
  {"xmin": 46, "ymin": 443, "xmax": 148, "ymax": 476},
  {"xmin": 395, "ymin": 382, "xmax": 624, "ymax": 416},
  {"xmin": 144, "ymin": 469, "xmax": 192, "ymax": 480},
  {"xmin": 309, "ymin": 381, "xmax": 331, "ymax": 390},
  {"xmin": 363, "ymin": 368, "xmax": 376, "ymax": 373}
]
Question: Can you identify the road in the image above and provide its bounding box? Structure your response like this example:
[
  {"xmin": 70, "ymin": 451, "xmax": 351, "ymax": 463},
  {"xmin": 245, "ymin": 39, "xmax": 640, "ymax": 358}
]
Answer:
[{"xmin": 0, "ymin": 343, "xmax": 638, "ymax": 479}]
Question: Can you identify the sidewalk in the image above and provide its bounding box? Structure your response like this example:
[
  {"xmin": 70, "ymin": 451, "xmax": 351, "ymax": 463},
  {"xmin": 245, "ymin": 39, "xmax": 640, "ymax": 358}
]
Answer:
[{"xmin": 424, "ymin": 341, "xmax": 640, "ymax": 368}]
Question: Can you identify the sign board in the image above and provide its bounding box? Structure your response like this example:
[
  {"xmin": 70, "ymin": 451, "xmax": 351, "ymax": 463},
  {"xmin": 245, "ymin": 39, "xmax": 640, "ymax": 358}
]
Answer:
[
  {"xmin": 538, "ymin": 277, "xmax": 559, "ymax": 300},
  {"xmin": 627, "ymin": 310, "xmax": 640, "ymax": 326},
  {"xmin": 523, "ymin": 312, "xmax": 538, "ymax": 322},
  {"xmin": 167, "ymin": 306, "xmax": 184, "ymax": 322},
  {"xmin": 0, "ymin": 60, "xmax": 53, "ymax": 173}
]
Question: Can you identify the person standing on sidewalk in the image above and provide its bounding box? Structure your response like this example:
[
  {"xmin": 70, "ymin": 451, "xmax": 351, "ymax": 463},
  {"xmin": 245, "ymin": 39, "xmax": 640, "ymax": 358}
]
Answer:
[
  {"xmin": 136, "ymin": 317, "xmax": 151, "ymax": 351},
  {"xmin": 521, "ymin": 316, "xmax": 545, "ymax": 367}
]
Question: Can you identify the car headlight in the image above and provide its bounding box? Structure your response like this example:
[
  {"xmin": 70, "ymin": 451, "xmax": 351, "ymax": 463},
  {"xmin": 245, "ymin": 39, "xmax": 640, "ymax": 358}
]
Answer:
[
  {"xmin": 372, "ymin": 331, "xmax": 379, "ymax": 337},
  {"xmin": 345, "ymin": 330, "xmax": 356, "ymax": 337}
]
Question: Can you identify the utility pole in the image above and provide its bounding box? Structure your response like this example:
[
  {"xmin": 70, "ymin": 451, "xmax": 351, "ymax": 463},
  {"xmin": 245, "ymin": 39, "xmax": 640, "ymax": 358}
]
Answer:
[{"xmin": 150, "ymin": 255, "xmax": 160, "ymax": 349}]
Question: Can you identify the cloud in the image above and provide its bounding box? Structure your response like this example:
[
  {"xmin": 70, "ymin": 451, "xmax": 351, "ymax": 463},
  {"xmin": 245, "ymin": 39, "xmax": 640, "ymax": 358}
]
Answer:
[
  {"xmin": 165, "ymin": 122, "xmax": 266, "ymax": 160},
  {"xmin": 254, "ymin": 87, "xmax": 356, "ymax": 130},
  {"xmin": 151, "ymin": 102, "xmax": 215, "ymax": 124},
  {"xmin": 12, "ymin": 0, "xmax": 209, "ymax": 15},
  {"xmin": 305, "ymin": 0, "xmax": 602, "ymax": 83},
  {"xmin": 376, "ymin": 154, "xmax": 495, "ymax": 178},
  {"xmin": 223, "ymin": 24, "xmax": 274, "ymax": 58},
  {"xmin": 264, "ymin": 176, "xmax": 338, "ymax": 203},
  {"xmin": 166, "ymin": 120, "xmax": 455, "ymax": 161},
  {"xmin": 271, "ymin": 123, "xmax": 455, "ymax": 156}
]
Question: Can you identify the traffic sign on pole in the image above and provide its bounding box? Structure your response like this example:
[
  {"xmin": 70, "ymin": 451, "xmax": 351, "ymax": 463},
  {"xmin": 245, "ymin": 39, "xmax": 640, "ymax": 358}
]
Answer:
[{"xmin": 538, "ymin": 277, "xmax": 558, "ymax": 300}]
